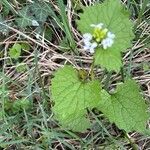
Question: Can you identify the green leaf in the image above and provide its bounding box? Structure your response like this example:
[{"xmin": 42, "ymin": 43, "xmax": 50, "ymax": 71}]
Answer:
[
  {"xmin": 143, "ymin": 62, "xmax": 150, "ymax": 72},
  {"xmin": 77, "ymin": 0, "xmax": 135, "ymax": 72},
  {"xmin": 95, "ymin": 49, "xmax": 122, "ymax": 72},
  {"xmin": 4, "ymin": 99, "xmax": 13, "ymax": 111},
  {"xmin": 2, "ymin": 5, "xmax": 10, "ymax": 17},
  {"xmin": 59, "ymin": 37, "xmax": 71, "ymax": 52},
  {"xmin": 54, "ymin": 108, "xmax": 91, "ymax": 132},
  {"xmin": 51, "ymin": 66, "xmax": 101, "ymax": 131},
  {"xmin": 0, "ymin": 86, "xmax": 8, "ymax": 97},
  {"xmin": 21, "ymin": 43, "xmax": 30, "ymax": 51},
  {"xmin": 44, "ymin": 27, "xmax": 53, "ymax": 41},
  {"xmin": 12, "ymin": 98, "xmax": 31, "ymax": 113},
  {"xmin": 0, "ymin": 15, "xmax": 9, "ymax": 35},
  {"xmin": 16, "ymin": 63, "xmax": 27, "ymax": 73},
  {"xmin": 0, "ymin": 15, "xmax": 4, "ymax": 30},
  {"xmin": 57, "ymin": 0, "xmax": 76, "ymax": 49},
  {"xmin": 97, "ymin": 80, "xmax": 148, "ymax": 132},
  {"xmin": 9, "ymin": 43, "xmax": 21, "ymax": 59},
  {"xmin": 0, "ymin": 111, "xmax": 4, "ymax": 119},
  {"xmin": 30, "ymin": 2, "xmax": 51, "ymax": 22},
  {"xmin": 15, "ymin": 6, "xmax": 34, "ymax": 28},
  {"xmin": 35, "ymin": 26, "xmax": 53, "ymax": 41}
]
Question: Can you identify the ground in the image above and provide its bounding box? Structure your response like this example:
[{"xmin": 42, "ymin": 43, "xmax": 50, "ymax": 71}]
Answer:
[{"xmin": 0, "ymin": 0, "xmax": 150, "ymax": 149}]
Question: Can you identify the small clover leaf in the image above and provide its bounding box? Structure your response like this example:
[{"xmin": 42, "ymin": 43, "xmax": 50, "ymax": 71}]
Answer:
[
  {"xmin": 9, "ymin": 43, "xmax": 22, "ymax": 59},
  {"xmin": 77, "ymin": 0, "xmax": 135, "ymax": 72},
  {"xmin": 16, "ymin": 63, "xmax": 27, "ymax": 73},
  {"xmin": 51, "ymin": 66, "xmax": 101, "ymax": 131},
  {"xmin": 21, "ymin": 43, "xmax": 30, "ymax": 51},
  {"xmin": 97, "ymin": 80, "xmax": 148, "ymax": 132}
]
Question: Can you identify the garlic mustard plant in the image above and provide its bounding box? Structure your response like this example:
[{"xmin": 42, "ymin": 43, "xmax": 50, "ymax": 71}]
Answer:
[{"xmin": 51, "ymin": 0, "xmax": 149, "ymax": 134}]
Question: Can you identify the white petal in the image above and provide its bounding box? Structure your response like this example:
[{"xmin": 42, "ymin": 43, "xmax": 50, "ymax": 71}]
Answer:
[
  {"xmin": 83, "ymin": 40, "xmax": 91, "ymax": 47},
  {"xmin": 107, "ymin": 32, "xmax": 115, "ymax": 39},
  {"xmin": 91, "ymin": 42, "xmax": 98, "ymax": 48},
  {"xmin": 83, "ymin": 45, "xmax": 90, "ymax": 50},
  {"xmin": 107, "ymin": 39, "xmax": 112, "ymax": 45},
  {"xmin": 102, "ymin": 43, "xmax": 107, "ymax": 49},
  {"xmin": 90, "ymin": 24, "xmax": 96, "ymax": 27},
  {"xmin": 101, "ymin": 39, "xmax": 109, "ymax": 49},
  {"xmin": 103, "ymin": 45, "xmax": 107, "ymax": 49},
  {"xmin": 101, "ymin": 39, "xmax": 108, "ymax": 49},
  {"xmin": 90, "ymin": 23, "xmax": 103, "ymax": 29},
  {"xmin": 96, "ymin": 23, "xmax": 103, "ymax": 29},
  {"xmin": 89, "ymin": 47, "xmax": 95, "ymax": 53},
  {"xmin": 101, "ymin": 38, "xmax": 114, "ymax": 49},
  {"xmin": 83, "ymin": 40, "xmax": 90, "ymax": 44},
  {"xmin": 103, "ymin": 28, "xmax": 108, "ymax": 33},
  {"xmin": 83, "ymin": 33, "xmax": 92, "ymax": 41},
  {"xmin": 107, "ymin": 38, "xmax": 114, "ymax": 47},
  {"xmin": 101, "ymin": 39, "xmax": 106, "ymax": 44}
]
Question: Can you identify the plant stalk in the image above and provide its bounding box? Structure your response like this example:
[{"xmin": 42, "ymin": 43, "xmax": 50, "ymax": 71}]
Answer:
[
  {"xmin": 124, "ymin": 131, "xmax": 138, "ymax": 150},
  {"xmin": 104, "ymin": 71, "xmax": 112, "ymax": 91}
]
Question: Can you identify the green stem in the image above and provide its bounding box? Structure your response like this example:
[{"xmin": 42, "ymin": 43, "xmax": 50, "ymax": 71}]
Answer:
[
  {"xmin": 120, "ymin": 67, "xmax": 125, "ymax": 82},
  {"xmin": 104, "ymin": 71, "xmax": 112, "ymax": 91},
  {"xmin": 89, "ymin": 61, "xmax": 94, "ymax": 80},
  {"xmin": 2, "ymin": 0, "xmax": 18, "ymax": 15},
  {"xmin": 34, "ymin": 47, "xmax": 47, "ymax": 106},
  {"xmin": 127, "ymin": 49, "xmax": 133, "ymax": 78},
  {"xmin": 124, "ymin": 131, "xmax": 138, "ymax": 150},
  {"xmin": 135, "ymin": 0, "xmax": 149, "ymax": 27},
  {"xmin": 37, "ymin": 68, "xmax": 47, "ymax": 105}
]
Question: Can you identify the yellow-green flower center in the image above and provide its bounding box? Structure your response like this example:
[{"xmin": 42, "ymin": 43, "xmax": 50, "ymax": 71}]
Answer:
[{"xmin": 93, "ymin": 28, "xmax": 108, "ymax": 42}]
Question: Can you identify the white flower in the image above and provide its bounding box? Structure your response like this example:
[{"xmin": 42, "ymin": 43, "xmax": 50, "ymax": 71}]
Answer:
[
  {"xmin": 83, "ymin": 45, "xmax": 90, "ymax": 51},
  {"xmin": 107, "ymin": 32, "xmax": 115, "ymax": 39},
  {"xmin": 83, "ymin": 40, "xmax": 97, "ymax": 54},
  {"xmin": 84, "ymin": 40, "xmax": 91, "ymax": 46},
  {"xmin": 82, "ymin": 29, "xmax": 116, "ymax": 52},
  {"xmin": 89, "ymin": 42, "xmax": 97, "ymax": 53},
  {"xmin": 83, "ymin": 33, "xmax": 98, "ymax": 53},
  {"xmin": 83, "ymin": 41, "xmax": 91, "ymax": 50},
  {"xmin": 101, "ymin": 38, "xmax": 114, "ymax": 49},
  {"xmin": 83, "ymin": 33, "xmax": 92, "ymax": 51},
  {"xmin": 90, "ymin": 23, "xmax": 103, "ymax": 29},
  {"xmin": 83, "ymin": 33, "xmax": 92, "ymax": 41},
  {"xmin": 101, "ymin": 31, "xmax": 115, "ymax": 49}
]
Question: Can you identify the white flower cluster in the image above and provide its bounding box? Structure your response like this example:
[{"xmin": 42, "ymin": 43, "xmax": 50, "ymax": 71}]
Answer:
[
  {"xmin": 83, "ymin": 33, "xmax": 97, "ymax": 53},
  {"xmin": 82, "ymin": 23, "xmax": 115, "ymax": 54},
  {"xmin": 101, "ymin": 31, "xmax": 115, "ymax": 49}
]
